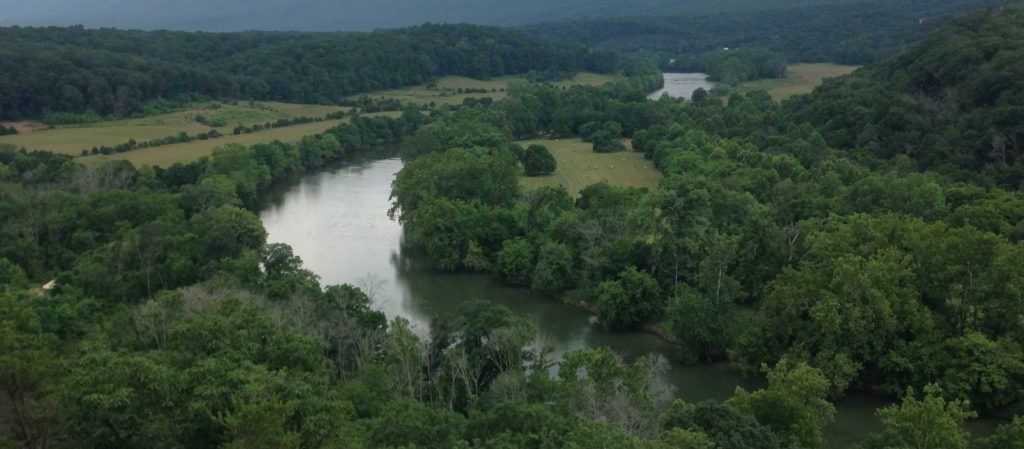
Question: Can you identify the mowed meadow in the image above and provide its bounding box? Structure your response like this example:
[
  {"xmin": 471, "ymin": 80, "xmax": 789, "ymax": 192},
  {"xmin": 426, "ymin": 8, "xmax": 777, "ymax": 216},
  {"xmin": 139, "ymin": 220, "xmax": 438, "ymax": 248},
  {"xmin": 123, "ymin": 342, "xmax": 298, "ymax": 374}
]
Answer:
[
  {"xmin": 0, "ymin": 101, "xmax": 346, "ymax": 155},
  {"xmin": 736, "ymin": 63, "xmax": 859, "ymax": 101},
  {"xmin": 79, "ymin": 111, "xmax": 404, "ymax": 167},
  {"xmin": 518, "ymin": 138, "xmax": 662, "ymax": 195}
]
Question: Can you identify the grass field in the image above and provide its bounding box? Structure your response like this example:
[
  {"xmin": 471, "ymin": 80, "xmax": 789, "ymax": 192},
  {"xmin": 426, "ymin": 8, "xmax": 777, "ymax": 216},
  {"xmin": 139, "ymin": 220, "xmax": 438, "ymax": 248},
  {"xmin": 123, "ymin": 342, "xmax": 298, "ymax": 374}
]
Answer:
[
  {"xmin": 0, "ymin": 101, "xmax": 347, "ymax": 155},
  {"xmin": 80, "ymin": 111, "xmax": 402, "ymax": 167},
  {"xmin": 518, "ymin": 138, "xmax": 662, "ymax": 196},
  {"xmin": 735, "ymin": 63, "xmax": 859, "ymax": 101},
  {"xmin": 356, "ymin": 72, "xmax": 618, "ymax": 106},
  {"xmin": 79, "ymin": 120, "xmax": 344, "ymax": 167}
]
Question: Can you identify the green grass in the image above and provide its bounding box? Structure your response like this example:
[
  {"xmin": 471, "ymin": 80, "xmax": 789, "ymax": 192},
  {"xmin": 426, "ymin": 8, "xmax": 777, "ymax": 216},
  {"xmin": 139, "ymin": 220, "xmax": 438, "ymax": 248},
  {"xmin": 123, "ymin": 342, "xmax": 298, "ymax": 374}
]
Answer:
[
  {"xmin": 80, "ymin": 120, "xmax": 343, "ymax": 167},
  {"xmin": 80, "ymin": 111, "xmax": 401, "ymax": 167},
  {"xmin": 0, "ymin": 101, "xmax": 347, "ymax": 155},
  {"xmin": 518, "ymin": 138, "xmax": 662, "ymax": 196},
  {"xmin": 735, "ymin": 63, "xmax": 859, "ymax": 101},
  {"xmin": 356, "ymin": 72, "xmax": 618, "ymax": 106}
]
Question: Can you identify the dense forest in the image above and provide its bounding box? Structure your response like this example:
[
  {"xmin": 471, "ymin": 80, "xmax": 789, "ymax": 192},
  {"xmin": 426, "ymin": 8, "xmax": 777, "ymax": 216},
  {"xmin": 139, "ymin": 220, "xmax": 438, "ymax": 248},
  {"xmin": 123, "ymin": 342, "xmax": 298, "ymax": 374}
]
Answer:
[
  {"xmin": 0, "ymin": 24, "xmax": 615, "ymax": 119},
  {"xmin": 785, "ymin": 4, "xmax": 1024, "ymax": 190},
  {"xmin": 3, "ymin": 3, "xmax": 1024, "ymax": 449},
  {"xmin": 386, "ymin": 2, "xmax": 1024, "ymax": 439},
  {"xmin": 524, "ymin": 0, "xmax": 1005, "ymax": 67},
  {"xmin": 3, "ymin": 0, "xmax": 908, "ymax": 32}
]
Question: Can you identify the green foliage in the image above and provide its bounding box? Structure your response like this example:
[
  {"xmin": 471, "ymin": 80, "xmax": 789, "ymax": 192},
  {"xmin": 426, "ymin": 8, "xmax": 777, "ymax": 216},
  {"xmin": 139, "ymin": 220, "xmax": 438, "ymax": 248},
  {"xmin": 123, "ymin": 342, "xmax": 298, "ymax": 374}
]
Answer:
[
  {"xmin": 729, "ymin": 359, "xmax": 836, "ymax": 448},
  {"xmin": 785, "ymin": 5, "xmax": 1024, "ymax": 189},
  {"xmin": 370, "ymin": 399, "xmax": 467, "ymax": 449},
  {"xmin": 4, "ymin": 11, "xmax": 1024, "ymax": 449},
  {"xmin": 661, "ymin": 400, "xmax": 784, "ymax": 449},
  {"xmin": 531, "ymin": 242, "xmax": 576, "ymax": 291},
  {"xmin": 703, "ymin": 48, "xmax": 787, "ymax": 84},
  {"xmin": 974, "ymin": 417, "xmax": 1024, "ymax": 449},
  {"xmin": 525, "ymin": 0, "xmax": 1000, "ymax": 66},
  {"xmin": 496, "ymin": 238, "xmax": 536, "ymax": 286},
  {"xmin": 597, "ymin": 266, "xmax": 662, "ymax": 330},
  {"xmin": 522, "ymin": 144, "xmax": 557, "ymax": 176},
  {"xmin": 860, "ymin": 385, "xmax": 976, "ymax": 449}
]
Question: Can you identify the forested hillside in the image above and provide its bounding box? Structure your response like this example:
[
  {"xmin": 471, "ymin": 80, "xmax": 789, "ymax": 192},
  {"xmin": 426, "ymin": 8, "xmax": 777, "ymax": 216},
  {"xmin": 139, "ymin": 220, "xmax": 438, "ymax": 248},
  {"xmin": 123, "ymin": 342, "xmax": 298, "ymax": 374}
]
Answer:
[
  {"xmin": 524, "ymin": 0, "xmax": 1004, "ymax": 67},
  {"xmin": 0, "ymin": 24, "xmax": 613, "ymax": 119},
  {"xmin": 786, "ymin": 4, "xmax": 1024, "ymax": 189},
  {"xmin": 3, "ymin": 0, "xmax": 875, "ymax": 32}
]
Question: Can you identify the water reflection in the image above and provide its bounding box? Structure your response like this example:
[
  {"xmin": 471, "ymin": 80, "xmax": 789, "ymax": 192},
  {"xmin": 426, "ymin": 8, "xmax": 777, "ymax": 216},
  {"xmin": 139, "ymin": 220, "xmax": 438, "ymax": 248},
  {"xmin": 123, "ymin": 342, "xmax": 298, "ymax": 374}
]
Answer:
[{"xmin": 648, "ymin": 73, "xmax": 717, "ymax": 100}]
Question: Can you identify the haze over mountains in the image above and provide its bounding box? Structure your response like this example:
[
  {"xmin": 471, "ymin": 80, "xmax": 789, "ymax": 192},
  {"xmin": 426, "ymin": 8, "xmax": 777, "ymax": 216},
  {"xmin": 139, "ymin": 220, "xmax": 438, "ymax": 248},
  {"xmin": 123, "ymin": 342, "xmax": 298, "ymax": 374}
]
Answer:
[{"xmin": 3, "ymin": 0, "xmax": 866, "ymax": 31}]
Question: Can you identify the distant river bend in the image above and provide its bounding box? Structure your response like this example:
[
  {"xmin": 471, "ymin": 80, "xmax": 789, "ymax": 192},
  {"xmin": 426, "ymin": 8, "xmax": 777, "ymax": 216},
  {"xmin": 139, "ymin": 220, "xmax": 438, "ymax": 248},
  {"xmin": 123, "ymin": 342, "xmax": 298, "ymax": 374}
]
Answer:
[{"xmin": 648, "ymin": 73, "xmax": 716, "ymax": 100}]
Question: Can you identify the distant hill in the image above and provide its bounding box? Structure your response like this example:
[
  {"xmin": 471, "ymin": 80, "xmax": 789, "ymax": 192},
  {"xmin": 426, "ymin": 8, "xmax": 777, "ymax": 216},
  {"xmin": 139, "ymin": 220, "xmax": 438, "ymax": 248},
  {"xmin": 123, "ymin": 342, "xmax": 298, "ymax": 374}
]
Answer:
[
  {"xmin": 2, "ymin": 0, "xmax": 871, "ymax": 31},
  {"xmin": 523, "ymin": 0, "xmax": 1006, "ymax": 65}
]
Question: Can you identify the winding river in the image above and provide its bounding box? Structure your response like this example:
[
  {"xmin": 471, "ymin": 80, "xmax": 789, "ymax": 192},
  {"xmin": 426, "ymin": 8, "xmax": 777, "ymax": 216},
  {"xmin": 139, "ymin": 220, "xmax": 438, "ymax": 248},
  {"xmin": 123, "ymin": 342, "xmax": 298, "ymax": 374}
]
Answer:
[{"xmin": 258, "ymin": 158, "xmax": 995, "ymax": 448}]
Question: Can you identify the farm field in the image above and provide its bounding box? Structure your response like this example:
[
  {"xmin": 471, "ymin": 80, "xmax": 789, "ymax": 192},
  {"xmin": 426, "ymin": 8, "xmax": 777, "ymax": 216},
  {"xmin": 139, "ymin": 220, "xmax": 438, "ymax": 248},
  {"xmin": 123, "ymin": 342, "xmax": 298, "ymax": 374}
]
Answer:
[
  {"xmin": 0, "ymin": 101, "xmax": 346, "ymax": 155},
  {"xmin": 735, "ymin": 63, "xmax": 859, "ymax": 101},
  {"xmin": 355, "ymin": 72, "xmax": 618, "ymax": 106},
  {"xmin": 79, "ymin": 119, "xmax": 345, "ymax": 167},
  {"xmin": 81, "ymin": 111, "xmax": 402, "ymax": 167},
  {"xmin": 517, "ymin": 138, "xmax": 662, "ymax": 195}
]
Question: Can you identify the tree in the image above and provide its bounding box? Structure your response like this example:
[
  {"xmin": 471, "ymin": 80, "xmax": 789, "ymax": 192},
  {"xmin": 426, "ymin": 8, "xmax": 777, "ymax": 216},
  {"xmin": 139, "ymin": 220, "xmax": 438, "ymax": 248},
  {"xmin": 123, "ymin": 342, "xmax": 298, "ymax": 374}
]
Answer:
[
  {"xmin": 0, "ymin": 295, "xmax": 62, "ymax": 449},
  {"xmin": 974, "ymin": 417, "xmax": 1024, "ymax": 449},
  {"xmin": 860, "ymin": 384, "xmax": 975, "ymax": 449},
  {"xmin": 496, "ymin": 238, "xmax": 536, "ymax": 286},
  {"xmin": 728, "ymin": 358, "xmax": 835, "ymax": 448},
  {"xmin": 661, "ymin": 400, "xmax": 784, "ymax": 449},
  {"xmin": 597, "ymin": 266, "xmax": 662, "ymax": 330},
  {"xmin": 669, "ymin": 287, "xmax": 736, "ymax": 362},
  {"xmin": 531, "ymin": 242, "xmax": 576, "ymax": 291},
  {"xmin": 560, "ymin": 347, "xmax": 665, "ymax": 435},
  {"xmin": 522, "ymin": 144, "xmax": 557, "ymax": 176}
]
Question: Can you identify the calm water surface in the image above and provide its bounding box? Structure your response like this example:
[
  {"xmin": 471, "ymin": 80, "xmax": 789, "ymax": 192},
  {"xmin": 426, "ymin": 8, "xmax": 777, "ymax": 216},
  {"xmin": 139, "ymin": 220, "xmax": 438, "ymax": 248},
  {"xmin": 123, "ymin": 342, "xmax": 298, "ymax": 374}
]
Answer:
[
  {"xmin": 648, "ymin": 73, "xmax": 717, "ymax": 100},
  {"xmin": 258, "ymin": 158, "xmax": 1000, "ymax": 448}
]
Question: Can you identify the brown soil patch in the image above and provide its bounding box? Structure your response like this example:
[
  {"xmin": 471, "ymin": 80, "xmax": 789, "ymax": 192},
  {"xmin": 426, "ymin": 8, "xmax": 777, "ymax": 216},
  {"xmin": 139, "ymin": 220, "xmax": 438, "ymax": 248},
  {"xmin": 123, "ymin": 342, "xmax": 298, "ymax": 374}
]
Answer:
[{"xmin": 1, "ymin": 121, "xmax": 47, "ymax": 133}]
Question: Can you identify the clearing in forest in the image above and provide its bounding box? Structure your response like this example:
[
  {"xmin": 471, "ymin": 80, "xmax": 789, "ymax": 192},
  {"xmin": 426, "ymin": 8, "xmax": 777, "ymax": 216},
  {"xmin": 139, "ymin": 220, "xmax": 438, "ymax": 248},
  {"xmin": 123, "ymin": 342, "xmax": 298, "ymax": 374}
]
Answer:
[
  {"xmin": 80, "ymin": 111, "xmax": 402, "ymax": 167},
  {"xmin": 518, "ymin": 138, "xmax": 662, "ymax": 196},
  {"xmin": 735, "ymin": 63, "xmax": 858, "ymax": 101},
  {"xmin": 0, "ymin": 101, "xmax": 347, "ymax": 156}
]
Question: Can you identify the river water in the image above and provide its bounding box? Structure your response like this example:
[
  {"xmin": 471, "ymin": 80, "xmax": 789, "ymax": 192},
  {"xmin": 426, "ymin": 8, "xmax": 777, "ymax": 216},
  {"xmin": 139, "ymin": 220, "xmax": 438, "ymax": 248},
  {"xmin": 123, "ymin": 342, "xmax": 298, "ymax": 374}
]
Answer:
[
  {"xmin": 258, "ymin": 157, "xmax": 999, "ymax": 448},
  {"xmin": 648, "ymin": 73, "xmax": 717, "ymax": 100}
]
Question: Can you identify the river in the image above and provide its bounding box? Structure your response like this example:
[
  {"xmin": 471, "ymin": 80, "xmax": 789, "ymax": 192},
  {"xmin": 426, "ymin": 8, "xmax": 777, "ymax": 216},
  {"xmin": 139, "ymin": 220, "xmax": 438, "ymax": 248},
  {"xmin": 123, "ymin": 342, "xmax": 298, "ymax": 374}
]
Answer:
[
  {"xmin": 648, "ymin": 73, "xmax": 716, "ymax": 100},
  {"xmin": 258, "ymin": 158, "xmax": 997, "ymax": 448}
]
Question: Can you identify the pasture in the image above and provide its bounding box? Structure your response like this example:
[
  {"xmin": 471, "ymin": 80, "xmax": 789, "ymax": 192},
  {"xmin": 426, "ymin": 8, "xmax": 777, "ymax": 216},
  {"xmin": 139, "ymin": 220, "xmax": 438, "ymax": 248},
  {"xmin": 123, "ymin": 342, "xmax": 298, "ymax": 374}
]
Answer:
[
  {"xmin": 0, "ymin": 101, "xmax": 346, "ymax": 155},
  {"xmin": 517, "ymin": 138, "xmax": 662, "ymax": 196},
  {"xmin": 735, "ymin": 63, "xmax": 859, "ymax": 101},
  {"xmin": 79, "ymin": 120, "xmax": 345, "ymax": 167},
  {"xmin": 81, "ymin": 111, "xmax": 402, "ymax": 167}
]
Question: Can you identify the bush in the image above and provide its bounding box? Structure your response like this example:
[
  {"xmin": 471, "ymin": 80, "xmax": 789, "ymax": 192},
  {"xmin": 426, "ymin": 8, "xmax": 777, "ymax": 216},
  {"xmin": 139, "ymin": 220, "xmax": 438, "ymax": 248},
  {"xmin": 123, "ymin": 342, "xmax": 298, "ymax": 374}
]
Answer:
[{"xmin": 522, "ymin": 144, "xmax": 557, "ymax": 176}]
